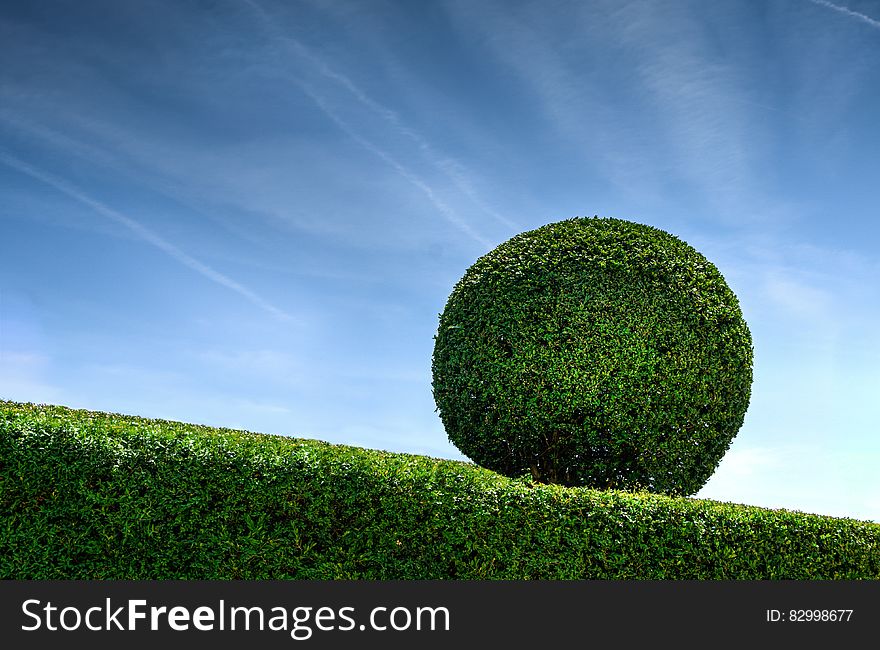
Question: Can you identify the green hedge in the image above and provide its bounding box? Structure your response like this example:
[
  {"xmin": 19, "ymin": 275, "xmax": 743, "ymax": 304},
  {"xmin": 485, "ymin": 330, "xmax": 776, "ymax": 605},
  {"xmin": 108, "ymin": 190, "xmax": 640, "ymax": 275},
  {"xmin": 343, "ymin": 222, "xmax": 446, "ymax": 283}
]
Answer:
[
  {"xmin": 432, "ymin": 218, "xmax": 754, "ymax": 495},
  {"xmin": 1, "ymin": 400, "xmax": 878, "ymax": 579}
]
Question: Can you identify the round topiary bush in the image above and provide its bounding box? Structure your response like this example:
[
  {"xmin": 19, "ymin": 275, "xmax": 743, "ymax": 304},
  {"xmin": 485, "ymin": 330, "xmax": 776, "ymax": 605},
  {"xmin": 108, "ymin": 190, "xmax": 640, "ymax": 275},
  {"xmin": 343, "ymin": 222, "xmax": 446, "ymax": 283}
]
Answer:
[{"xmin": 431, "ymin": 216, "xmax": 753, "ymax": 496}]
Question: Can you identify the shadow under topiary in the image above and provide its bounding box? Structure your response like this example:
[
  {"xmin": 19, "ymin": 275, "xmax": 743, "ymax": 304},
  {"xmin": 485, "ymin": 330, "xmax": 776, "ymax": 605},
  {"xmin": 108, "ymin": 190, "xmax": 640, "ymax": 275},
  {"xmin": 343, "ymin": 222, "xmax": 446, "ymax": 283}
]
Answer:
[{"xmin": 432, "ymin": 216, "xmax": 753, "ymax": 496}]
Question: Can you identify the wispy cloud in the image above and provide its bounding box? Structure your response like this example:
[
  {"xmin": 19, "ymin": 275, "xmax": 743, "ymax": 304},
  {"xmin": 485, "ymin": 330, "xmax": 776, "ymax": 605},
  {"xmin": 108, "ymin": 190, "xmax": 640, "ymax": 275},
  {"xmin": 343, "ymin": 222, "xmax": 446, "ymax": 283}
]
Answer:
[
  {"xmin": 606, "ymin": 2, "xmax": 770, "ymax": 220},
  {"xmin": 0, "ymin": 107, "xmax": 402, "ymax": 253},
  {"xmin": 240, "ymin": 0, "xmax": 500, "ymax": 247},
  {"xmin": 807, "ymin": 0, "xmax": 880, "ymax": 29},
  {"xmin": 0, "ymin": 108, "xmax": 268, "ymax": 248},
  {"xmin": 296, "ymin": 82, "xmax": 495, "ymax": 249},
  {"xmin": 277, "ymin": 14, "xmax": 520, "ymax": 232},
  {"xmin": 443, "ymin": 0, "xmax": 630, "ymax": 182},
  {"xmin": 443, "ymin": 0, "xmax": 784, "ymax": 224},
  {"xmin": 0, "ymin": 151, "xmax": 294, "ymax": 321}
]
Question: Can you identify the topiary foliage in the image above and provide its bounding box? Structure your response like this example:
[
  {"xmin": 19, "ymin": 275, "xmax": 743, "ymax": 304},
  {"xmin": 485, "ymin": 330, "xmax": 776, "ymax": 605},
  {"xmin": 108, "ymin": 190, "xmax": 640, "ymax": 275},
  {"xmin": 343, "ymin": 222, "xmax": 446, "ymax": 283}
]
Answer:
[{"xmin": 432, "ymin": 216, "xmax": 753, "ymax": 496}]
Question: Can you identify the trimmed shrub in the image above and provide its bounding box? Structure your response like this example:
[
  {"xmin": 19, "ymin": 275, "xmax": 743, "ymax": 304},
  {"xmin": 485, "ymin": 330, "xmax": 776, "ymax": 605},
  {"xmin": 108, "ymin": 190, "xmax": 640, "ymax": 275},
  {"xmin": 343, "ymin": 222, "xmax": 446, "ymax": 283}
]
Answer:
[
  {"xmin": 1, "ymin": 401, "xmax": 877, "ymax": 579},
  {"xmin": 432, "ymin": 217, "xmax": 753, "ymax": 495}
]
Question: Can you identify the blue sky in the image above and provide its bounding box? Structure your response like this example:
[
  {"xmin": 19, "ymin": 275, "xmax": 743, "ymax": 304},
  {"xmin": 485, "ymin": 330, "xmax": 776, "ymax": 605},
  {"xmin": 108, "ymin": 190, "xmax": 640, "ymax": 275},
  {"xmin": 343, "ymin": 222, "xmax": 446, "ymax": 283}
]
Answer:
[{"xmin": 1, "ymin": 0, "xmax": 878, "ymax": 522}]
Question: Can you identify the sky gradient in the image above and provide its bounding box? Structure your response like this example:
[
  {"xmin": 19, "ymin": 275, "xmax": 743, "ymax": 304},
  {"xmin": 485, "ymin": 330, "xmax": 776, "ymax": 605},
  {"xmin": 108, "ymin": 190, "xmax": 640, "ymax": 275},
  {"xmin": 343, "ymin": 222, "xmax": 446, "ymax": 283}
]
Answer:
[{"xmin": 2, "ymin": 0, "xmax": 879, "ymax": 521}]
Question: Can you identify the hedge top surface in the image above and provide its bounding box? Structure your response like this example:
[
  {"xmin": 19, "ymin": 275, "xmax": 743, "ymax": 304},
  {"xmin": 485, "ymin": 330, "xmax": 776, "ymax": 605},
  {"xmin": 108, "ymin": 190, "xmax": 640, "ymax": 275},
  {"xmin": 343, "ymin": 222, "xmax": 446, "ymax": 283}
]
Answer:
[{"xmin": 432, "ymin": 216, "xmax": 753, "ymax": 495}]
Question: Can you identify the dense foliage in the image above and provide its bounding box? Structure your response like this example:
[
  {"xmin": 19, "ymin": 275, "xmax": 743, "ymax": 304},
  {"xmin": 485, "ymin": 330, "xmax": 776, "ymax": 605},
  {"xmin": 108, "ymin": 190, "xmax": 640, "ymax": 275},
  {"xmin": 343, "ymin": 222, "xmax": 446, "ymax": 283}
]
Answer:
[
  {"xmin": 2, "ymin": 401, "xmax": 876, "ymax": 579},
  {"xmin": 432, "ymin": 217, "xmax": 753, "ymax": 495}
]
